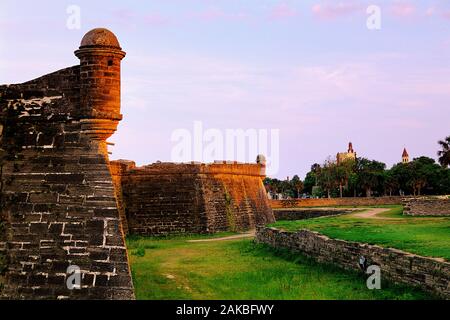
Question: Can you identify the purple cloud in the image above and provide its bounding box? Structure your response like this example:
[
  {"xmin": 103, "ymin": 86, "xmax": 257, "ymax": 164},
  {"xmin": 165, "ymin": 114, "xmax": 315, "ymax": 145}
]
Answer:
[
  {"xmin": 109, "ymin": 8, "xmax": 170, "ymax": 27},
  {"xmin": 187, "ymin": 7, "xmax": 249, "ymax": 22},
  {"xmin": 389, "ymin": 1, "xmax": 416, "ymax": 17},
  {"xmin": 311, "ymin": 1, "xmax": 362, "ymax": 20},
  {"xmin": 268, "ymin": 4, "xmax": 298, "ymax": 20}
]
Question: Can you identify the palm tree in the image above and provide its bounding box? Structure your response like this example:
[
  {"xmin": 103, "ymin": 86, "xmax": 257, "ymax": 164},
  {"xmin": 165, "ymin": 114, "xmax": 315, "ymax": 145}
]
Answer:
[
  {"xmin": 317, "ymin": 160, "xmax": 338, "ymax": 198},
  {"xmin": 438, "ymin": 136, "xmax": 450, "ymax": 168},
  {"xmin": 291, "ymin": 175, "xmax": 304, "ymax": 198},
  {"xmin": 336, "ymin": 159, "xmax": 355, "ymax": 198}
]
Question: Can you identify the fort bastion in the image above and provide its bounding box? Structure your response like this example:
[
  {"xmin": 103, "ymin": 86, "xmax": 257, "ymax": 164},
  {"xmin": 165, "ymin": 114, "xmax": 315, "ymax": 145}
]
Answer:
[{"xmin": 0, "ymin": 28, "xmax": 273, "ymax": 299}]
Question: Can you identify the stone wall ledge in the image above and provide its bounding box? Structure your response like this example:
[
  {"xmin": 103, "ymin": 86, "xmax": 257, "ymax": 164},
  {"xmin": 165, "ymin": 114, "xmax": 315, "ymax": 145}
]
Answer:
[
  {"xmin": 273, "ymin": 208, "xmax": 357, "ymax": 221},
  {"xmin": 111, "ymin": 160, "xmax": 265, "ymax": 177},
  {"xmin": 403, "ymin": 196, "xmax": 450, "ymax": 216},
  {"xmin": 256, "ymin": 226, "xmax": 450, "ymax": 299}
]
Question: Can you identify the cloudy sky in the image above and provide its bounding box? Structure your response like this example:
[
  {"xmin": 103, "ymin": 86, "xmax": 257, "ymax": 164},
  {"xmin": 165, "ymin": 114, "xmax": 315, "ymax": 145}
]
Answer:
[{"xmin": 1, "ymin": 0, "xmax": 449, "ymax": 179}]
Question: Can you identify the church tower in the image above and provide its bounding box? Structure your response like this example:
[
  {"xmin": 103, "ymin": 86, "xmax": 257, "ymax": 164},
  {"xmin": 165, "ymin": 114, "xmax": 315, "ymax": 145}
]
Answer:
[
  {"xmin": 402, "ymin": 148, "xmax": 409, "ymax": 163},
  {"xmin": 348, "ymin": 142, "xmax": 354, "ymax": 153},
  {"xmin": 337, "ymin": 142, "xmax": 357, "ymax": 165}
]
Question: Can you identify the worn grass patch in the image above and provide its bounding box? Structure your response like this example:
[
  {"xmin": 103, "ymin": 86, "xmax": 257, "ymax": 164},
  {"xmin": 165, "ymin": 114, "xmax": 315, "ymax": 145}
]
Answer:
[
  {"xmin": 127, "ymin": 236, "xmax": 431, "ymax": 300},
  {"xmin": 270, "ymin": 206, "xmax": 450, "ymax": 261}
]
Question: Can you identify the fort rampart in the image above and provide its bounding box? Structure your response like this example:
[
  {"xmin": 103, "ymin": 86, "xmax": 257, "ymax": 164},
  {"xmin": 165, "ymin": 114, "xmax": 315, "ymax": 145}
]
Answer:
[{"xmin": 111, "ymin": 161, "xmax": 274, "ymax": 235}]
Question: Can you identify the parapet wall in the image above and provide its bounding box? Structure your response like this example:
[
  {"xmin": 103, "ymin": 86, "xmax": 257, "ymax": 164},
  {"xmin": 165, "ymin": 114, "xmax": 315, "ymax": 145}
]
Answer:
[
  {"xmin": 110, "ymin": 161, "xmax": 274, "ymax": 236},
  {"xmin": 403, "ymin": 197, "xmax": 450, "ymax": 216},
  {"xmin": 270, "ymin": 196, "xmax": 411, "ymax": 208},
  {"xmin": 256, "ymin": 227, "xmax": 450, "ymax": 299}
]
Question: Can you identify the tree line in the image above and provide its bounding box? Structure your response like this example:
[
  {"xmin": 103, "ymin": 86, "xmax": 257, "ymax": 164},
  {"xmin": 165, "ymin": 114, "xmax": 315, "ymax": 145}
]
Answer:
[{"xmin": 264, "ymin": 136, "xmax": 450, "ymax": 199}]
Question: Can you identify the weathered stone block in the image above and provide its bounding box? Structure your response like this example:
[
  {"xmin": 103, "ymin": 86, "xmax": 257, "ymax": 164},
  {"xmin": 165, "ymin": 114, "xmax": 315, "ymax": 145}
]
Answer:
[{"xmin": 403, "ymin": 197, "xmax": 450, "ymax": 216}]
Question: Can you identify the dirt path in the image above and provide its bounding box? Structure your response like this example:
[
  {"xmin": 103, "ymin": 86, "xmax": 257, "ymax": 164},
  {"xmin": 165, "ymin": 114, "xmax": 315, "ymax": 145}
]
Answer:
[
  {"xmin": 352, "ymin": 207, "xmax": 393, "ymax": 219},
  {"xmin": 187, "ymin": 231, "xmax": 255, "ymax": 243},
  {"xmin": 188, "ymin": 208, "xmax": 394, "ymax": 243}
]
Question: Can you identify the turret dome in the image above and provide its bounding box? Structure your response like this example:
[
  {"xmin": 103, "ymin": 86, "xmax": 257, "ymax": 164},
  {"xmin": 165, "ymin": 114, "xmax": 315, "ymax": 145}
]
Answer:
[{"xmin": 79, "ymin": 28, "xmax": 121, "ymax": 49}]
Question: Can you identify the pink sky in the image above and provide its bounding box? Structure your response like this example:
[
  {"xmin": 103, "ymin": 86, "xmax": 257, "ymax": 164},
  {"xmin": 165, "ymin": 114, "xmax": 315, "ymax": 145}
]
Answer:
[{"xmin": 0, "ymin": 0, "xmax": 449, "ymax": 178}]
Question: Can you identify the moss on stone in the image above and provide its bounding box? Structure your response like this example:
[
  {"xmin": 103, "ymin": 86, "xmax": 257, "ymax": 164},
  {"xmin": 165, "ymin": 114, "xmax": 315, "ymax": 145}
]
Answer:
[{"xmin": 224, "ymin": 187, "xmax": 236, "ymax": 232}]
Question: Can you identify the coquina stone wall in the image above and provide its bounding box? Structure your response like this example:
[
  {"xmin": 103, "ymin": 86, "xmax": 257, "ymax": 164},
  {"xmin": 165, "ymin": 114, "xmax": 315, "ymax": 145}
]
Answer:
[
  {"xmin": 0, "ymin": 210, "xmax": 6, "ymax": 291},
  {"xmin": 0, "ymin": 29, "xmax": 135, "ymax": 300},
  {"xmin": 403, "ymin": 197, "xmax": 450, "ymax": 216},
  {"xmin": 110, "ymin": 161, "xmax": 275, "ymax": 236},
  {"xmin": 256, "ymin": 227, "xmax": 450, "ymax": 299},
  {"xmin": 274, "ymin": 208, "xmax": 356, "ymax": 221},
  {"xmin": 270, "ymin": 196, "xmax": 412, "ymax": 208}
]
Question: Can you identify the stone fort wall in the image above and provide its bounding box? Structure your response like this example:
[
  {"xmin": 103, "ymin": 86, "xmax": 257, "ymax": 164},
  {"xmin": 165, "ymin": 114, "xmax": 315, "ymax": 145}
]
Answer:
[
  {"xmin": 110, "ymin": 161, "xmax": 275, "ymax": 235},
  {"xmin": 0, "ymin": 68, "xmax": 135, "ymax": 300},
  {"xmin": 256, "ymin": 227, "xmax": 450, "ymax": 299},
  {"xmin": 403, "ymin": 197, "xmax": 450, "ymax": 216},
  {"xmin": 0, "ymin": 29, "xmax": 135, "ymax": 300}
]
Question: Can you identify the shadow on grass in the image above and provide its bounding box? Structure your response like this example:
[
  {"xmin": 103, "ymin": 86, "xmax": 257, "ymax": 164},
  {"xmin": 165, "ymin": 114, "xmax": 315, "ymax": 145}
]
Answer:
[{"xmin": 244, "ymin": 241, "xmax": 436, "ymax": 300}]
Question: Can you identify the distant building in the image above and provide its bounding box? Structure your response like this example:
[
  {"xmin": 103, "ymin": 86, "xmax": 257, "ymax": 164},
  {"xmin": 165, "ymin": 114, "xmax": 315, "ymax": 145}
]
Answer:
[
  {"xmin": 337, "ymin": 142, "xmax": 357, "ymax": 164},
  {"xmin": 402, "ymin": 148, "xmax": 410, "ymax": 164}
]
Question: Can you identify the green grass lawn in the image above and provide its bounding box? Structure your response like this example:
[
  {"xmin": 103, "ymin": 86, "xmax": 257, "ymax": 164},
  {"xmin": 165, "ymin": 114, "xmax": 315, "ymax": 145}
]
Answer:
[
  {"xmin": 270, "ymin": 206, "xmax": 450, "ymax": 261},
  {"xmin": 127, "ymin": 235, "xmax": 431, "ymax": 300}
]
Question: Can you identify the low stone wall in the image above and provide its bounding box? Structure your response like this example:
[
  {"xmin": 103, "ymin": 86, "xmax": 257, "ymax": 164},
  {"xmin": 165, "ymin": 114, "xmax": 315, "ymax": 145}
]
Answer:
[
  {"xmin": 274, "ymin": 208, "xmax": 355, "ymax": 221},
  {"xmin": 256, "ymin": 227, "xmax": 450, "ymax": 299},
  {"xmin": 403, "ymin": 197, "xmax": 450, "ymax": 216},
  {"xmin": 270, "ymin": 196, "xmax": 411, "ymax": 208}
]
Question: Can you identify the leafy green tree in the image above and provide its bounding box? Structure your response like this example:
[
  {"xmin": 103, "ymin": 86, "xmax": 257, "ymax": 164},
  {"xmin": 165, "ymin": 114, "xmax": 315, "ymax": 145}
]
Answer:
[
  {"xmin": 264, "ymin": 176, "xmax": 303, "ymax": 199},
  {"xmin": 356, "ymin": 158, "xmax": 386, "ymax": 197},
  {"xmin": 384, "ymin": 170, "xmax": 399, "ymax": 196},
  {"xmin": 335, "ymin": 159, "xmax": 355, "ymax": 198},
  {"xmin": 263, "ymin": 178, "xmax": 282, "ymax": 197},
  {"xmin": 303, "ymin": 171, "xmax": 316, "ymax": 194},
  {"xmin": 408, "ymin": 157, "xmax": 443, "ymax": 195},
  {"xmin": 317, "ymin": 159, "xmax": 339, "ymax": 198},
  {"xmin": 438, "ymin": 136, "xmax": 450, "ymax": 168},
  {"xmin": 411, "ymin": 157, "xmax": 431, "ymax": 195},
  {"xmin": 290, "ymin": 175, "xmax": 304, "ymax": 198},
  {"xmin": 348, "ymin": 171, "xmax": 359, "ymax": 197},
  {"xmin": 439, "ymin": 169, "xmax": 450, "ymax": 194},
  {"xmin": 311, "ymin": 186, "xmax": 323, "ymax": 198},
  {"xmin": 311, "ymin": 163, "xmax": 321, "ymax": 175},
  {"xmin": 389, "ymin": 157, "xmax": 446, "ymax": 195},
  {"xmin": 390, "ymin": 162, "xmax": 413, "ymax": 195},
  {"xmin": 435, "ymin": 166, "xmax": 450, "ymax": 194},
  {"xmin": 281, "ymin": 179, "xmax": 294, "ymax": 198},
  {"xmin": 263, "ymin": 178, "xmax": 274, "ymax": 195},
  {"xmin": 303, "ymin": 164, "xmax": 321, "ymax": 195}
]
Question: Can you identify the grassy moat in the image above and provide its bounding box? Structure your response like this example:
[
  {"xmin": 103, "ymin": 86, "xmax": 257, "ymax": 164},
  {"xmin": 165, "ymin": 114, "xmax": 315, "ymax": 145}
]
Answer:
[
  {"xmin": 271, "ymin": 206, "xmax": 450, "ymax": 261},
  {"xmin": 127, "ymin": 234, "xmax": 432, "ymax": 300}
]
